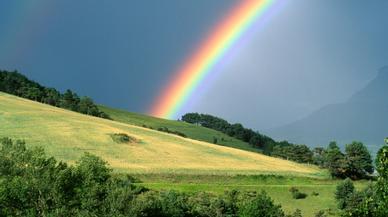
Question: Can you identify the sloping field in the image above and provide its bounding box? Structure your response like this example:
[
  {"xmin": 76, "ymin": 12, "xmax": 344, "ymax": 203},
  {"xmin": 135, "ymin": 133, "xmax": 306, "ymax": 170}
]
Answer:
[
  {"xmin": 98, "ymin": 105, "xmax": 260, "ymax": 153},
  {"xmin": 0, "ymin": 92, "xmax": 322, "ymax": 177}
]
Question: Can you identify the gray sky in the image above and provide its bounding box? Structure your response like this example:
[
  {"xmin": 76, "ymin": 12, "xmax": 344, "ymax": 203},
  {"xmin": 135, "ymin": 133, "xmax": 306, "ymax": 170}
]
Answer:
[{"xmin": 0, "ymin": 0, "xmax": 387, "ymax": 130}]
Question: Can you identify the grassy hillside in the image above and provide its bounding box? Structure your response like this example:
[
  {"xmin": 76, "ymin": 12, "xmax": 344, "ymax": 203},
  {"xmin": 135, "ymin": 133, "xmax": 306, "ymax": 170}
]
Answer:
[
  {"xmin": 98, "ymin": 105, "xmax": 260, "ymax": 153},
  {"xmin": 0, "ymin": 92, "xmax": 322, "ymax": 177}
]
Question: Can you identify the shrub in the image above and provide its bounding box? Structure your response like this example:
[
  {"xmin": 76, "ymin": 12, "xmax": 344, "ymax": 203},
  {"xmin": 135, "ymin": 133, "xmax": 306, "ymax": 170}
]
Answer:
[
  {"xmin": 312, "ymin": 191, "xmax": 319, "ymax": 196},
  {"xmin": 289, "ymin": 187, "xmax": 307, "ymax": 199},
  {"xmin": 335, "ymin": 178, "xmax": 355, "ymax": 209},
  {"xmin": 238, "ymin": 191, "xmax": 285, "ymax": 217},
  {"xmin": 314, "ymin": 210, "xmax": 326, "ymax": 217},
  {"xmin": 157, "ymin": 127, "xmax": 187, "ymax": 138},
  {"xmin": 290, "ymin": 209, "xmax": 302, "ymax": 217},
  {"xmin": 110, "ymin": 133, "xmax": 137, "ymax": 144},
  {"xmin": 173, "ymin": 131, "xmax": 187, "ymax": 138}
]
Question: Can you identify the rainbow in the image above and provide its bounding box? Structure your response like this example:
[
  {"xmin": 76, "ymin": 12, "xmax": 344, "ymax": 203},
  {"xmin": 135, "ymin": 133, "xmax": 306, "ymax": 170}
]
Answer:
[{"xmin": 150, "ymin": 0, "xmax": 278, "ymax": 119}]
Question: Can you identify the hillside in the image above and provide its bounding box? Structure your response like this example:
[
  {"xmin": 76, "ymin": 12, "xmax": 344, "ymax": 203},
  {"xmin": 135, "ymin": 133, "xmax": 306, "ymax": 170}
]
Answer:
[
  {"xmin": 98, "ymin": 105, "xmax": 261, "ymax": 153},
  {"xmin": 0, "ymin": 92, "xmax": 322, "ymax": 177},
  {"xmin": 267, "ymin": 67, "xmax": 388, "ymax": 153}
]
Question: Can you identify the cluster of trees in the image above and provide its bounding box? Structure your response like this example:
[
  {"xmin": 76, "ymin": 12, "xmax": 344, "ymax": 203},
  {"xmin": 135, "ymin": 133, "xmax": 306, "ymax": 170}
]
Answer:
[
  {"xmin": 0, "ymin": 70, "xmax": 109, "ymax": 119},
  {"xmin": 316, "ymin": 141, "xmax": 373, "ymax": 180},
  {"xmin": 334, "ymin": 139, "xmax": 388, "ymax": 216},
  {"xmin": 271, "ymin": 143, "xmax": 313, "ymax": 164},
  {"xmin": 1, "ymin": 137, "xmax": 303, "ymax": 217},
  {"xmin": 182, "ymin": 113, "xmax": 376, "ymax": 180},
  {"xmin": 182, "ymin": 113, "xmax": 284, "ymax": 154}
]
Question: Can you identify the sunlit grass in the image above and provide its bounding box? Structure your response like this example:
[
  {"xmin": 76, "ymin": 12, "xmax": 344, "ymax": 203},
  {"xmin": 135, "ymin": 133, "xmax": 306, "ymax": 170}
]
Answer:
[{"xmin": 0, "ymin": 91, "xmax": 322, "ymax": 177}]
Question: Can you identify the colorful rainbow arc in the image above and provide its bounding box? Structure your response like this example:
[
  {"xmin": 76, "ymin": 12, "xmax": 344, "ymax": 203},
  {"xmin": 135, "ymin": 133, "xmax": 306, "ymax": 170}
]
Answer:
[{"xmin": 150, "ymin": 0, "xmax": 276, "ymax": 119}]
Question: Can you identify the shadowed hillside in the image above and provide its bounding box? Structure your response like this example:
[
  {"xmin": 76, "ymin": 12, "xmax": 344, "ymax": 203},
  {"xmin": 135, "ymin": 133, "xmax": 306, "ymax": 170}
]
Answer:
[
  {"xmin": 267, "ymin": 67, "xmax": 388, "ymax": 153},
  {"xmin": 98, "ymin": 105, "xmax": 261, "ymax": 153}
]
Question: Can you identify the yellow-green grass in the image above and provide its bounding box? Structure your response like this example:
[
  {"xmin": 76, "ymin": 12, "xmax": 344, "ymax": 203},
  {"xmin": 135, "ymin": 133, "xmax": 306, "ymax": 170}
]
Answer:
[
  {"xmin": 0, "ymin": 91, "xmax": 323, "ymax": 177},
  {"xmin": 99, "ymin": 105, "xmax": 260, "ymax": 153},
  {"xmin": 132, "ymin": 174, "xmax": 369, "ymax": 217}
]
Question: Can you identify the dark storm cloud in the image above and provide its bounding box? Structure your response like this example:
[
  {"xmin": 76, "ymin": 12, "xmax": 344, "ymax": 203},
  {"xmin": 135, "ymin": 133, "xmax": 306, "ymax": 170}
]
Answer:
[{"xmin": 0, "ymin": 0, "xmax": 387, "ymax": 130}]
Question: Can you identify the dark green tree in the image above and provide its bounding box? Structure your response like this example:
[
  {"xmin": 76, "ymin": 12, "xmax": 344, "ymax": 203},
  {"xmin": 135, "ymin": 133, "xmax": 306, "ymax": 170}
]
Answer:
[
  {"xmin": 238, "ymin": 191, "xmax": 285, "ymax": 217},
  {"xmin": 181, "ymin": 113, "xmax": 201, "ymax": 125},
  {"xmin": 335, "ymin": 178, "xmax": 355, "ymax": 209},
  {"xmin": 344, "ymin": 142, "xmax": 373, "ymax": 179},
  {"xmin": 325, "ymin": 142, "xmax": 346, "ymax": 178},
  {"xmin": 79, "ymin": 96, "xmax": 100, "ymax": 116},
  {"xmin": 374, "ymin": 139, "xmax": 388, "ymax": 216},
  {"xmin": 313, "ymin": 147, "xmax": 326, "ymax": 167}
]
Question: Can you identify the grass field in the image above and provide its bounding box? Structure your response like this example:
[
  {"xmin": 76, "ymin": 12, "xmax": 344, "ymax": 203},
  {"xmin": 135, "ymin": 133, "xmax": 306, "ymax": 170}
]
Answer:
[
  {"xmin": 99, "ymin": 105, "xmax": 261, "ymax": 153},
  {"xmin": 130, "ymin": 174, "xmax": 369, "ymax": 217},
  {"xmin": 0, "ymin": 92, "xmax": 321, "ymax": 177}
]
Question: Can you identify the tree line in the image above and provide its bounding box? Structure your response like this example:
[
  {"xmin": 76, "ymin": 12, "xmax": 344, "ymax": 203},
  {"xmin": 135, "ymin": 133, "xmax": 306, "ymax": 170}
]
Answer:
[
  {"xmin": 182, "ymin": 113, "xmax": 375, "ymax": 180},
  {"xmin": 182, "ymin": 113, "xmax": 279, "ymax": 154},
  {"xmin": 0, "ymin": 70, "xmax": 109, "ymax": 119},
  {"xmin": 0, "ymin": 137, "xmax": 309, "ymax": 217}
]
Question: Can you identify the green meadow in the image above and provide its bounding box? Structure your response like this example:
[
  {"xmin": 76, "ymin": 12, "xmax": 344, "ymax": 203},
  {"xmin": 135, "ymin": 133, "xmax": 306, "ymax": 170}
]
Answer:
[
  {"xmin": 99, "ymin": 105, "xmax": 261, "ymax": 153},
  {"xmin": 130, "ymin": 174, "xmax": 369, "ymax": 217}
]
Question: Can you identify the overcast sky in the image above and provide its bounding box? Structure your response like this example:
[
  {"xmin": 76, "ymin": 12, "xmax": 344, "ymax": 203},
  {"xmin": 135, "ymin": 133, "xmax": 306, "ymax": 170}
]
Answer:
[{"xmin": 0, "ymin": 0, "xmax": 387, "ymax": 130}]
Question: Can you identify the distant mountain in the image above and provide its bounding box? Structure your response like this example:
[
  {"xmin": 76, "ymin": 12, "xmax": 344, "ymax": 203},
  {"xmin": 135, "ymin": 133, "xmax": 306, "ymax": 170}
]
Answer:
[{"xmin": 267, "ymin": 67, "xmax": 388, "ymax": 153}]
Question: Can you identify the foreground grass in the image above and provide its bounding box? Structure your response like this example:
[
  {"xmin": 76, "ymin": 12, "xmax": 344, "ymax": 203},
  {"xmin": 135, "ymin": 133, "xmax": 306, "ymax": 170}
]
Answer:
[
  {"xmin": 99, "ymin": 105, "xmax": 261, "ymax": 153},
  {"xmin": 131, "ymin": 174, "xmax": 369, "ymax": 217},
  {"xmin": 0, "ymin": 92, "xmax": 322, "ymax": 177}
]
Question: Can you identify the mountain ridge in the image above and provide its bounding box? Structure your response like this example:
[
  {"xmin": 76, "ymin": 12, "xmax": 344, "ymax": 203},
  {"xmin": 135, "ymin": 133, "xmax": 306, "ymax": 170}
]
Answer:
[{"xmin": 267, "ymin": 67, "xmax": 388, "ymax": 153}]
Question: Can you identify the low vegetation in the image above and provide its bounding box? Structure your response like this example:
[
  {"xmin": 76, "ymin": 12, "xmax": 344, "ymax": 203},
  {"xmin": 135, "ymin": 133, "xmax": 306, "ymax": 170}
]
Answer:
[
  {"xmin": 289, "ymin": 187, "xmax": 308, "ymax": 199},
  {"xmin": 110, "ymin": 133, "xmax": 138, "ymax": 144},
  {"xmin": 0, "ymin": 70, "xmax": 109, "ymax": 118},
  {"xmin": 0, "ymin": 138, "xmax": 289, "ymax": 217},
  {"xmin": 156, "ymin": 126, "xmax": 187, "ymax": 138}
]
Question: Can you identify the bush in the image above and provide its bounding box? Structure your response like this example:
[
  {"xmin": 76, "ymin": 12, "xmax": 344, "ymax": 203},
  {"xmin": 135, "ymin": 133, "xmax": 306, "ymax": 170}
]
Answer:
[
  {"xmin": 157, "ymin": 127, "xmax": 187, "ymax": 138},
  {"xmin": 314, "ymin": 210, "xmax": 326, "ymax": 217},
  {"xmin": 110, "ymin": 133, "xmax": 137, "ymax": 144},
  {"xmin": 290, "ymin": 209, "xmax": 302, "ymax": 217},
  {"xmin": 238, "ymin": 191, "xmax": 285, "ymax": 217},
  {"xmin": 335, "ymin": 178, "xmax": 355, "ymax": 209},
  {"xmin": 312, "ymin": 191, "xmax": 319, "ymax": 196},
  {"xmin": 289, "ymin": 187, "xmax": 307, "ymax": 199}
]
